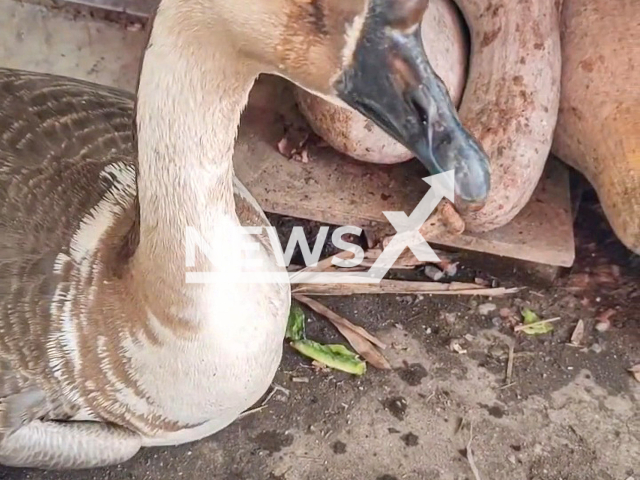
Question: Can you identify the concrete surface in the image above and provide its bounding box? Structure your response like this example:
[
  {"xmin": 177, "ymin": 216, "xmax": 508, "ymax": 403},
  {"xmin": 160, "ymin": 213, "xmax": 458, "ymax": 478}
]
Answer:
[
  {"xmin": 0, "ymin": 1, "xmax": 638, "ymax": 479},
  {"xmin": 0, "ymin": 0, "xmax": 145, "ymax": 91}
]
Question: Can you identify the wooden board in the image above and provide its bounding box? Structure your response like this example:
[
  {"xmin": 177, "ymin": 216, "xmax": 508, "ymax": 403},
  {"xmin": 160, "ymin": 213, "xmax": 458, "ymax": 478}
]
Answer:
[
  {"xmin": 235, "ymin": 76, "xmax": 576, "ymax": 267},
  {"xmin": 46, "ymin": 0, "xmax": 157, "ymax": 16}
]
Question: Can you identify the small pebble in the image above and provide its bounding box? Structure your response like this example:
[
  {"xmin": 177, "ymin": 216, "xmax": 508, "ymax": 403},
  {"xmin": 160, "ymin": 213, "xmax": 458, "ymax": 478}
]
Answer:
[
  {"xmin": 488, "ymin": 344, "xmax": 508, "ymax": 360},
  {"xmin": 443, "ymin": 312, "xmax": 457, "ymax": 324},
  {"xmin": 423, "ymin": 265, "xmax": 444, "ymax": 281},
  {"xmin": 397, "ymin": 295, "xmax": 413, "ymax": 305},
  {"xmin": 478, "ymin": 303, "xmax": 497, "ymax": 315},
  {"xmin": 491, "ymin": 317, "xmax": 502, "ymax": 327},
  {"xmin": 595, "ymin": 321, "xmax": 611, "ymax": 332},
  {"xmin": 507, "ymin": 454, "xmax": 517, "ymax": 465},
  {"xmin": 449, "ymin": 339, "xmax": 467, "ymax": 354},
  {"xmin": 590, "ymin": 343, "xmax": 603, "ymax": 353}
]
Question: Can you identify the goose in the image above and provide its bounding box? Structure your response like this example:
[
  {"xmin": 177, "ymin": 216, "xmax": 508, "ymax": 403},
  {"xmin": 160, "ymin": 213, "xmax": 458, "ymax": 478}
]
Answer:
[{"xmin": 0, "ymin": 0, "xmax": 490, "ymax": 469}]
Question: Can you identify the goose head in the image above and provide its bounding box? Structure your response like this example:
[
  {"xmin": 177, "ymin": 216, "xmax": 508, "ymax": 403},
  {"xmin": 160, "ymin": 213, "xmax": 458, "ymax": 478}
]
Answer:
[{"xmin": 170, "ymin": 0, "xmax": 491, "ymax": 206}]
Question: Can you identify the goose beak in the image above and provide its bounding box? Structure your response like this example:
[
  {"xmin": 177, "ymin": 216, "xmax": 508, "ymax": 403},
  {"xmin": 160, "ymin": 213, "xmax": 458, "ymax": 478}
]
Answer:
[{"xmin": 335, "ymin": 25, "xmax": 490, "ymax": 209}]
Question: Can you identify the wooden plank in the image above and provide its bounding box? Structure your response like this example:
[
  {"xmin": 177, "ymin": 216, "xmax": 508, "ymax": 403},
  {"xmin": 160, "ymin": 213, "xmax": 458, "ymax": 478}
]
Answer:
[
  {"xmin": 235, "ymin": 76, "xmax": 575, "ymax": 267},
  {"xmin": 0, "ymin": 0, "xmax": 147, "ymax": 92},
  {"xmin": 50, "ymin": 0, "xmax": 156, "ymax": 17}
]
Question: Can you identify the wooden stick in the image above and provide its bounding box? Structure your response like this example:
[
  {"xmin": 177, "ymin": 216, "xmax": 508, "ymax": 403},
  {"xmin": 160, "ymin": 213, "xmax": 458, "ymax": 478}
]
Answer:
[
  {"xmin": 357, "ymin": 259, "xmax": 417, "ymax": 270},
  {"xmin": 505, "ymin": 344, "xmax": 515, "ymax": 385},
  {"xmin": 292, "ymin": 280, "xmax": 518, "ymax": 297},
  {"xmin": 466, "ymin": 424, "xmax": 483, "ymax": 480},
  {"xmin": 238, "ymin": 404, "xmax": 269, "ymax": 419}
]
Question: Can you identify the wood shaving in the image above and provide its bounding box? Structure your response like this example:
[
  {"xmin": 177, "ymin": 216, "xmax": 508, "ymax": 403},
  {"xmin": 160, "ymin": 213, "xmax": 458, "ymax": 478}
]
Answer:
[{"xmin": 569, "ymin": 319, "xmax": 585, "ymax": 346}]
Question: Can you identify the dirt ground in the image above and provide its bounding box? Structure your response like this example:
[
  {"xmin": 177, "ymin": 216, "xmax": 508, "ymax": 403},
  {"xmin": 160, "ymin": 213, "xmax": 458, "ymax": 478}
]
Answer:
[{"xmin": 1, "ymin": 185, "xmax": 638, "ymax": 480}]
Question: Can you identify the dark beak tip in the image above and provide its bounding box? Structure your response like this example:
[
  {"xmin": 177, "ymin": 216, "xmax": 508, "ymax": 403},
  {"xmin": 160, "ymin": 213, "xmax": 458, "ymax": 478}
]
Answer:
[
  {"xmin": 334, "ymin": 9, "xmax": 493, "ymax": 211},
  {"xmin": 456, "ymin": 172, "xmax": 491, "ymax": 209}
]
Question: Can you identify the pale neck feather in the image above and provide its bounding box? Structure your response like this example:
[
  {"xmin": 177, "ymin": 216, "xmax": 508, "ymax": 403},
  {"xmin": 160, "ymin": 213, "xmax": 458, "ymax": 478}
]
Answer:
[{"xmin": 132, "ymin": 9, "xmax": 258, "ymax": 296}]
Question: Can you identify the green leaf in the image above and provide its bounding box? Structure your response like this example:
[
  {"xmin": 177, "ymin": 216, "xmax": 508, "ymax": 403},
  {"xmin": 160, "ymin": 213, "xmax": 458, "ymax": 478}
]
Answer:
[
  {"xmin": 285, "ymin": 304, "xmax": 366, "ymax": 375},
  {"xmin": 290, "ymin": 339, "xmax": 366, "ymax": 376},
  {"xmin": 522, "ymin": 308, "xmax": 540, "ymax": 324},
  {"xmin": 520, "ymin": 307, "xmax": 554, "ymax": 335},
  {"xmin": 286, "ymin": 304, "xmax": 306, "ymax": 341}
]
